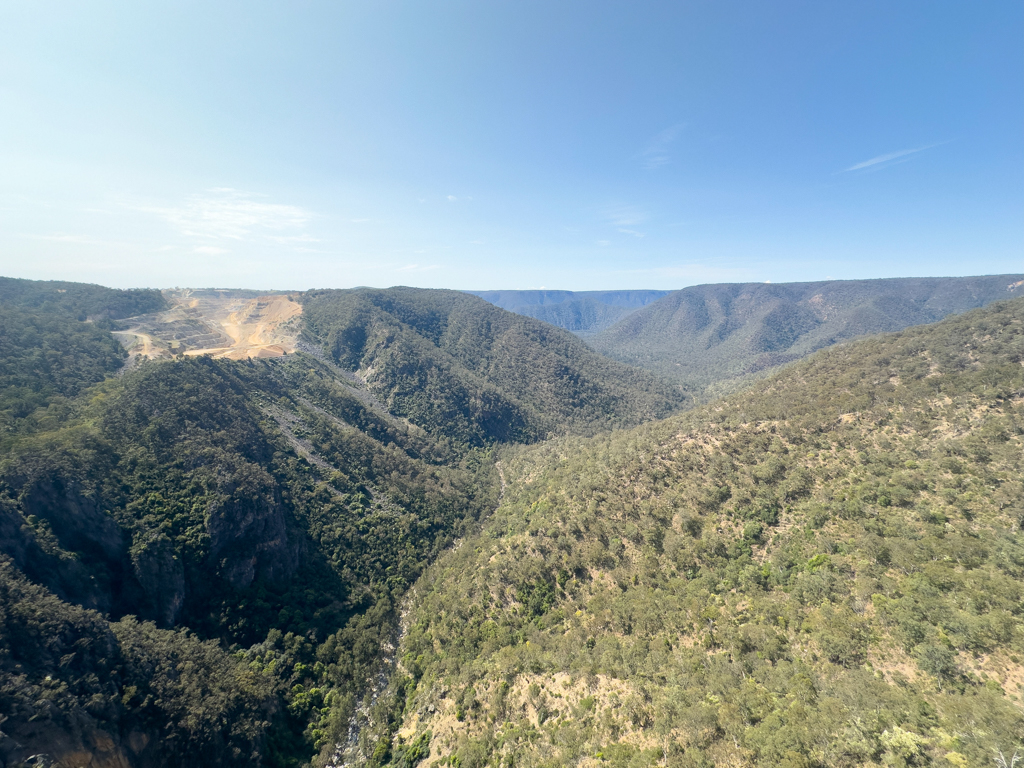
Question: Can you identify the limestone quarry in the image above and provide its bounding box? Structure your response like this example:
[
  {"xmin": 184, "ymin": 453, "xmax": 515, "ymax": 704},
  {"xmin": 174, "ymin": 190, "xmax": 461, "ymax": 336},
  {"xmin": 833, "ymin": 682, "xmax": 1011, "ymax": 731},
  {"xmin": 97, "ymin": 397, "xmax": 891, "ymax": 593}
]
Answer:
[{"xmin": 112, "ymin": 289, "xmax": 302, "ymax": 360}]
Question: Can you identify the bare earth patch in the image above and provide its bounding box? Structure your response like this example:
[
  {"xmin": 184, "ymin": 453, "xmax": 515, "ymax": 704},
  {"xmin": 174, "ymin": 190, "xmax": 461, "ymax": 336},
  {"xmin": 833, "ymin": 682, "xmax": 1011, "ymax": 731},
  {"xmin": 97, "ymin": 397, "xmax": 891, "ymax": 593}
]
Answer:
[{"xmin": 113, "ymin": 289, "xmax": 302, "ymax": 360}]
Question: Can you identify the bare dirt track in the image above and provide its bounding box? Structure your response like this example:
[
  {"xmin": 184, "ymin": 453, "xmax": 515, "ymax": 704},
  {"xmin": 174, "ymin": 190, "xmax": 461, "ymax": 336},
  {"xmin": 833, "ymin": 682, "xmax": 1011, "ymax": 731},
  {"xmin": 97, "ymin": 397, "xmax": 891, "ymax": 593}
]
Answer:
[{"xmin": 113, "ymin": 289, "xmax": 303, "ymax": 360}]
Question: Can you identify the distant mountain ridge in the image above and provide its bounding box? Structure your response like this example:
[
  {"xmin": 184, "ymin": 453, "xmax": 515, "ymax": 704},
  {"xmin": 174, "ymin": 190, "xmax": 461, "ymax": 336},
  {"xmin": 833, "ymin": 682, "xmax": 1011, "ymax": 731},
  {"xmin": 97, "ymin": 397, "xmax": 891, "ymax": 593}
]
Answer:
[
  {"xmin": 587, "ymin": 274, "xmax": 1024, "ymax": 398},
  {"xmin": 468, "ymin": 289, "xmax": 669, "ymax": 335},
  {"xmin": 0, "ymin": 275, "xmax": 166, "ymax": 320}
]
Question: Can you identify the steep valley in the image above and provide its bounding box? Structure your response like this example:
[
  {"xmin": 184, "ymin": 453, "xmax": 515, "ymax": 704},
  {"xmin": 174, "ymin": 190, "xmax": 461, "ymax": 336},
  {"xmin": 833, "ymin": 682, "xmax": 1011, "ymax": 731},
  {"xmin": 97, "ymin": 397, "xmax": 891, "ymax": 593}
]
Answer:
[
  {"xmin": 372, "ymin": 298, "xmax": 1024, "ymax": 768},
  {"xmin": 0, "ymin": 281, "xmax": 682, "ymax": 767},
  {"xmin": 468, "ymin": 291, "xmax": 670, "ymax": 336},
  {"xmin": 0, "ymin": 276, "xmax": 1021, "ymax": 768}
]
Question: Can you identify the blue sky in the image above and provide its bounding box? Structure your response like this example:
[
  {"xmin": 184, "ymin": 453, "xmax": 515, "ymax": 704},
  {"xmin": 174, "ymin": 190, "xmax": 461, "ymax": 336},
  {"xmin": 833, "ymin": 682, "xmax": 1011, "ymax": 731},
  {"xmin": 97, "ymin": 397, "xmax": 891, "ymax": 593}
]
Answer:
[{"xmin": 1, "ymin": 1, "xmax": 1020, "ymax": 290}]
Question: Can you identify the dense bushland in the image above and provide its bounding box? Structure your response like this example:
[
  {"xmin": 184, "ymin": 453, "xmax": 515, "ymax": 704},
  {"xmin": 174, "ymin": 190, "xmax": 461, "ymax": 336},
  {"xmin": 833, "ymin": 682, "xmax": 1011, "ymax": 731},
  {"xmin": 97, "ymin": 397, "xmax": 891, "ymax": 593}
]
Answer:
[
  {"xmin": 0, "ymin": 305, "xmax": 127, "ymax": 431},
  {"xmin": 0, "ymin": 276, "xmax": 166, "ymax": 321},
  {"xmin": 0, "ymin": 558, "xmax": 271, "ymax": 767},
  {"xmin": 4, "ymin": 283, "xmax": 660, "ymax": 766},
  {"xmin": 377, "ymin": 298, "xmax": 1024, "ymax": 768},
  {"xmin": 0, "ymin": 279, "xmax": 166, "ymax": 440},
  {"xmin": 0, "ymin": 346, "xmax": 498, "ymax": 766},
  {"xmin": 3, "ymin": 278, "xmax": 1022, "ymax": 768}
]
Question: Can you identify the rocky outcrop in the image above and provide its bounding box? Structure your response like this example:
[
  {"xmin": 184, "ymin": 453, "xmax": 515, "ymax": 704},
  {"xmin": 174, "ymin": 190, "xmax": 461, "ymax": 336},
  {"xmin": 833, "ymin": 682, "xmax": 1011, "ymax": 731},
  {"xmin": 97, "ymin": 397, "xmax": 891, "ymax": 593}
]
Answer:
[
  {"xmin": 0, "ymin": 520, "xmax": 98, "ymax": 613},
  {"xmin": 129, "ymin": 532, "xmax": 185, "ymax": 628},
  {"xmin": 0, "ymin": 472, "xmax": 186, "ymax": 625},
  {"xmin": 0, "ymin": 720, "xmax": 149, "ymax": 768},
  {"xmin": 1, "ymin": 440, "xmax": 301, "ymax": 626},
  {"xmin": 204, "ymin": 467, "xmax": 298, "ymax": 591},
  {"xmin": 18, "ymin": 477, "xmax": 125, "ymax": 568}
]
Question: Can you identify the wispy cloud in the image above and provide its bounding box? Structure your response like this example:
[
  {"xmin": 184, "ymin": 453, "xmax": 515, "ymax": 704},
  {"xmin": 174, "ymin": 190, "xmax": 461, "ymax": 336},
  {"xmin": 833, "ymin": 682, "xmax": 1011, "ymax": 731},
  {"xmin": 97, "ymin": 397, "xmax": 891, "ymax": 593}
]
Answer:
[
  {"xmin": 195, "ymin": 246, "xmax": 228, "ymax": 255},
  {"xmin": 639, "ymin": 122, "xmax": 686, "ymax": 169},
  {"xmin": 844, "ymin": 143, "xmax": 943, "ymax": 172},
  {"xmin": 601, "ymin": 205, "xmax": 649, "ymax": 238},
  {"xmin": 141, "ymin": 188, "xmax": 313, "ymax": 240},
  {"xmin": 604, "ymin": 205, "xmax": 649, "ymax": 227}
]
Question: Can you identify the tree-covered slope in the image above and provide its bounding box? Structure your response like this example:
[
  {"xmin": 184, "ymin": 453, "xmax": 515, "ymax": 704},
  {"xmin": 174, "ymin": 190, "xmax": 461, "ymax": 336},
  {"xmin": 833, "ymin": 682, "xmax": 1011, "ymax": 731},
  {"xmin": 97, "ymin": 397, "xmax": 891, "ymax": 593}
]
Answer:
[
  {"xmin": 302, "ymin": 288, "xmax": 686, "ymax": 446},
  {"xmin": 375, "ymin": 298, "xmax": 1024, "ymax": 768},
  {"xmin": 0, "ymin": 558, "xmax": 272, "ymax": 767},
  {"xmin": 5, "ymin": 276, "xmax": 1022, "ymax": 768},
  {"xmin": 0, "ymin": 275, "xmax": 166, "ymax": 321},
  {"xmin": 0, "ymin": 304, "xmax": 127, "ymax": 432},
  {"xmin": 468, "ymin": 290, "xmax": 669, "ymax": 335},
  {"xmin": 0, "ymin": 278, "xmax": 168, "ymax": 437},
  {"xmin": 0, "ymin": 278, "xmax": 686, "ymax": 767},
  {"xmin": 0, "ymin": 348, "xmax": 499, "ymax": 767},
  {"xmin": 589, "ymin": 275, "xmax": 1024, "ymax": 398}
]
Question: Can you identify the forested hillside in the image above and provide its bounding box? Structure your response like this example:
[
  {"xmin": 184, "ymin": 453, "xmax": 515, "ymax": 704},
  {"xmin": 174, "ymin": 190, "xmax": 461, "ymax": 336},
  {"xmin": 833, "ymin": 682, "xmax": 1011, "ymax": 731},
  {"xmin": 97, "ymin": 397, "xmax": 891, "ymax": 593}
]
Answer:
[
  {"xmin": 589, "ymin": 275, "xmax": 1023, "ymax": 398},
  {"xmin": 0, "ymin": 304, "xmax": 125, "ymax": 431},
  {"xmin": 302, "ymin": 288, "xmax": 686, "ymax": 445},
  {"xmin": 0, "ymin": 290, "xmax": 504, "ymax": 766},
  {"xmin": 0, "ymin": 560, "xmax": 271, "ymax": 765},
  {"xmin": 469, "ymin": 290, "xmax": 669, "ymax": 335},
  {"xmin": 0, "ymin": 279, "xmax": 167, "ymax": 440},
  {"xmin": 3, "ymin": 277, "xmax": 1022, "ymax": 768},
  {"xmin": 0, "ymin": 280, "xmax": 686, "ymax": 768},
  {"xmin": 0, "ymin": 276, "xmax": 166, "ymax": 321},
  {"xmin": 371, "ymin": 298, "xmax": 1024, "ymax": 768}
]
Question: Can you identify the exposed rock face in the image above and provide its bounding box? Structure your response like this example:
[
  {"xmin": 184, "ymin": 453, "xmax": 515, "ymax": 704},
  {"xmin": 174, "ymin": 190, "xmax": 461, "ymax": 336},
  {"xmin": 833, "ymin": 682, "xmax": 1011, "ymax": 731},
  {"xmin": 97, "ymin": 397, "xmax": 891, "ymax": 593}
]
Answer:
[
  {"xmin": 0, "ymin": 556, "xmax": 272, "ymax": 768},
  {"xmin": 0, "ymin": 721, "xmax": 143, "ymax": 768},
  {"xmin": 0, "ymin": 457, "xmax": 299, "ymax": 628},
  {"xmin": 129, "ymin": 532, "xmax": 185, "ymax": 627},
  {"xmin": 0, "ymin": 501, "xmax": 109, "ymax": 612},
  {"xmin": 19, "ymin": 476, "xmax": 126, "ymax": 565},
  {"xmin": 0, "ymin": 475, "xmax": 127, "ymax": 614},
  {"xmin": 204, "ymin": 469, "xmax": 298, "ymax": 591}
]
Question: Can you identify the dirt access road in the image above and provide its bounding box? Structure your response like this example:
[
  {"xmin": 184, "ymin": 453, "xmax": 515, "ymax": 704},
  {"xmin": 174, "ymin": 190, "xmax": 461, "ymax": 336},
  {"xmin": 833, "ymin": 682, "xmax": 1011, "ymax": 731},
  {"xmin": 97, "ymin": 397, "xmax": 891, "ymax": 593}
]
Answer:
[{"xmin": 113, "ymin": 290, "xmax": 303, "ymax": 360}]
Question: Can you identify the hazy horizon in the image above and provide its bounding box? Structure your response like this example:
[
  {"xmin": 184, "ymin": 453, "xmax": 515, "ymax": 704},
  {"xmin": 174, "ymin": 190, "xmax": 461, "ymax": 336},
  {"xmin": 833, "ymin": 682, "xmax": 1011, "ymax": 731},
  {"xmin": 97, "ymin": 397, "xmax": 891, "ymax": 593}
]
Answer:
[{"xmin": 6, "ymin": 272, "xmax": 1024, "ymax": 297}]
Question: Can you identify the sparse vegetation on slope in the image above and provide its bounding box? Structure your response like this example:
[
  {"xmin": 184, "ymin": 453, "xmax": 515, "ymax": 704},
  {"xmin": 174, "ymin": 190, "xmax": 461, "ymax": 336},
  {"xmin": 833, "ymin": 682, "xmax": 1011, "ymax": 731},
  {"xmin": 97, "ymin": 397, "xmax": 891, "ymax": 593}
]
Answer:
[
  {"xmin": 589, "ymin": 275, "xmax": 1024, "ymax": 399},
  {"xmin": 376, "ymin": 298, "xmax": 1024, "ymax": 768}
]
